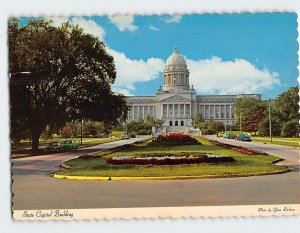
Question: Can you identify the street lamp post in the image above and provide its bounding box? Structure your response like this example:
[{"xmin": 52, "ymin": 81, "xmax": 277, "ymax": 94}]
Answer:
[{"xmin": 269, "ymin": 99, "xmax": 272, "ymax": 142}]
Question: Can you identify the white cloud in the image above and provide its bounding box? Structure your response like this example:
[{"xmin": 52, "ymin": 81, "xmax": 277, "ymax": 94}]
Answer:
[
  {"xmin": 108, "ymin": 49, "xmax": 164, "ymax": 92},
  {"xmin": 108, "ymin": 15, "xmax": 138, "ymax": 32},
  {"xmin": 163, "ymin": 15, "xmax": 182, "ymax": 23},
  {"xmin": 149, "ymin": 25, "xmax": 159, "ymax": 31},
  {"xmin": 70, "ymin": 17, "xmax": 105, "ymax": 40},
  {"xmin": 48, "ymin": 17, "xmax": 105, "ymax": 41},
  {"xmin": 187, "ymin": 57, "xmax": 280, "ymax": 95},
  {"xmin": 49, "ymin": 16, "xmax": 69, "ymax": 27},
  {"xmin": 112, "ymin": 87, "xmax": 133, "ymax": 96}
]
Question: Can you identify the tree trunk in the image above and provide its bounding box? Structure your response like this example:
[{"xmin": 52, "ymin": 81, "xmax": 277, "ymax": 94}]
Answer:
[{"xmin": 31, "ymin": 129, "xmax": 41, "ymax": 151}]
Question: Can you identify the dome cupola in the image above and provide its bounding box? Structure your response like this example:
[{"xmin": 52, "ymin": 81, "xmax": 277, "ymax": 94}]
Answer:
[
  {"xmin": 163, "ymin": 47, "xmax": 190, "ymax": 91},
  {"xmin": 166, "ymin": 47, "xmax": 187, "ymax": 66}
]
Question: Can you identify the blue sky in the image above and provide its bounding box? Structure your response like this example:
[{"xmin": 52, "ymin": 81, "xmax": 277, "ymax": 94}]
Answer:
[{"xmin": 21, "ymin": 13, "xmax": 298, "ymax": 99}]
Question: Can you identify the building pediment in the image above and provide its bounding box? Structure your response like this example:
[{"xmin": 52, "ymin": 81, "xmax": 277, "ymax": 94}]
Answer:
[{"xmin": 162, "ymin": 95, "xmax": 190, "ymax": 102}]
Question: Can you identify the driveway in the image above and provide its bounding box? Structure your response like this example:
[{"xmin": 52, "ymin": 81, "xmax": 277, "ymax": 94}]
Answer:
[
  {"xmin": 203, "ymin": 135, "xmax": 299, "ymax": 166},
  {"xmin": 12, "ymin": 136, "xmax": 300, "ymax": 210},
  {"xmin": 13, "ymin": 138, "xmax": 144, "ymax": 175}
]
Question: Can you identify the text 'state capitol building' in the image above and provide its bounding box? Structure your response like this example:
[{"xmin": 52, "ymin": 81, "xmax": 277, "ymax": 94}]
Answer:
[{"xmin": 126, "ymin": 48, "xmax": 261, "ymax": 132}]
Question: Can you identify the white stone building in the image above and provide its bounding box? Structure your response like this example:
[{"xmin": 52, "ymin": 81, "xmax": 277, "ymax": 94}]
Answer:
[{"xmin": 126, "ymin": 48, "xmax": 261, "ymax": 132}]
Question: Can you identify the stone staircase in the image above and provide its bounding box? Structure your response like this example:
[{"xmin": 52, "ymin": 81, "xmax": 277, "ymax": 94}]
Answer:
[{"xmin": 166, "ymin": 126, "xmax": 188, "ymax": 133}]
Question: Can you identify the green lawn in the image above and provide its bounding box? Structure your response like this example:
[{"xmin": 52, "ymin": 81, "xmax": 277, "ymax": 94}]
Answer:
[
  {"xmin": 57, "ymin": 137, "xmax": 287, "ymax": 178},
  {"xmin": 251, "ymin": 136, "xmax": 300, "ymax": 147},
  {"xmin": 11, "ymin": 131, "xmax": 124, "ymax": 158}
]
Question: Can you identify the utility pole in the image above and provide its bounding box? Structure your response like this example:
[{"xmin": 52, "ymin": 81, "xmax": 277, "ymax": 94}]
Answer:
[
  {"xmin": 269, "ymin": 99, "xmax": 272, "ymax": 142},
  {"xmin": 239, "ymin": 109, "xmax": 242, "ymax": 133}
]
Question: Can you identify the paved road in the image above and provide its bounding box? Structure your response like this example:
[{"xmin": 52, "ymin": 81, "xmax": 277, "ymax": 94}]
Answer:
[
  {"xmin": 203, "ymin": 135, "xmax": 299, "ymax": 166},
  {"xmin": 12, "ymin": 137, "xmax": 300, "ymax": 210}
]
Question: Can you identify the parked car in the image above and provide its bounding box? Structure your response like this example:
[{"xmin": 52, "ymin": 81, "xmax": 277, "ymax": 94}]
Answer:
[
  {"xmin": 236, "ymin": 134, "xmax": 252, "ymax": 142},
  {"xmin": 46, "ymin": 142, "xmax": 62, "ymax": 152},
  {"xmin": 120, "ymin": 133, "xmax": 130, "ymax": 140},
  {"xmin": 223, "ymin": 132, "xmax": 234, "ymax": 139},
  {"xmin": 60, "ymin": 140, "xmax": 80, "ymax": 150},
  {"xmin": 217, "ymin": 132, "xmax": 224, "ymax": 138}
]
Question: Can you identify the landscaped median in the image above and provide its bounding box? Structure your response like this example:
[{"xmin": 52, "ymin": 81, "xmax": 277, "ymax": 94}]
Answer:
[{"xmin": 54, "ymin": 134, "xmax": 289, "ymax": 181}]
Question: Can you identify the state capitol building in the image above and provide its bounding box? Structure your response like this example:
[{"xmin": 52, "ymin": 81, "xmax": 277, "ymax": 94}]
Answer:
[{"xmin": 125, "ymin": 48, "xmax": 261, "ymax": 133}]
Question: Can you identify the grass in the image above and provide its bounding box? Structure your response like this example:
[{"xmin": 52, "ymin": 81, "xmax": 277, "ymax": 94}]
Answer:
[
  {"xmin": 11, "ymin": 131, "xmax": 124, "ymax": 158},
  {"xmin": 251, "ymin": 136, "xmax": 300, "ymax": 147},
  {"xmin": 56, "ymin": 137, "xmax": 287, "ymax": 178}
]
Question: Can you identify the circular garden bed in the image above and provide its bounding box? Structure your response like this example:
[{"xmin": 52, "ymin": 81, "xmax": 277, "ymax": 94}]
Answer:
[{"xmin": 106, "ymin": 152, "xmax": 234, "ymax": 165}]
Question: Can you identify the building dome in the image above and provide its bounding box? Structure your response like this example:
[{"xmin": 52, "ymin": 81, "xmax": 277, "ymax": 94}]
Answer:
[
  {"xmin": 166, "ymin": 48, "xmax": 187, "ymax": 66},
  {"xmin": 163, "ymin": 47, "xmax": 190, "ymax": 91}
]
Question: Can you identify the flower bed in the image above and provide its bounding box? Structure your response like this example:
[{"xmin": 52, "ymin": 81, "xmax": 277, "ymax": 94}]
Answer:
[
  {"xmin": 106, "ymin": 153, "xmax": 234, "ymax": 165},
  {"xmin": 209, "ymin": 140, "xmax": 268, "ymax": 155},
  {"xmin": 152, "ymin": 132, "xmax": 201, "ymax": 145}
]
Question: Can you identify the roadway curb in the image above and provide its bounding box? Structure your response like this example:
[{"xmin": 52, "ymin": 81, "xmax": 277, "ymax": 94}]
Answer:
[
  {"xmin": 272, "ymin": 158, "xmax": 285, "ymax": 164},
  {"xmin": 53, "ymin": 169, "xmax": 289, "ymax": 181}
]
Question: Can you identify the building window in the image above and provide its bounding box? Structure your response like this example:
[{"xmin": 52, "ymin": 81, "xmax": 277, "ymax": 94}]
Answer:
[
  {"xmin": 175, "ymin": 121, "xmax": 178, "ymax": 126},
  {"xmin": 181, "ymin": 121, "xmax": 184, "ymax": 126},
  {"xmin": 169, "ymin": 121, "xmax": 173, "ymax": 126}
]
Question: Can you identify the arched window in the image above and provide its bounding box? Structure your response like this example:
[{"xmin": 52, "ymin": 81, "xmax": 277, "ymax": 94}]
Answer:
[
  {"xmin": 169, "ymin": 121, "xmax": 173, "ymax": 126},
  {"xmin": 175, "ymin": 121, "xmax": 178, "ymax": 126},
  {"xmin": 181, "ymin": 121, "xmax": 184, "ymax": 126}
]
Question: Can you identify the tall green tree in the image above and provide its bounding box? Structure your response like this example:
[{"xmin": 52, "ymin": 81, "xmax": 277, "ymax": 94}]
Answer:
[
  {"xmin": 234, "ymin": 97, "xmax": 267, "ymax": 134},
  {"xmin": 9, "ymin": 18, "xmax": 127, "ymax": 150},
  {"xmin": 274, "ymin": 86, "xmax": 299, "ymax": 123}
]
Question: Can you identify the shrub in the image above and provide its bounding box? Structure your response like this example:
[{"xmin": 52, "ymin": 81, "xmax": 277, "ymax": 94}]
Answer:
[
  {"xmin": 136, "ymin": 129, "xmax": 152, "ymax": 135},
  {"xmin": 152, "ymin": 132, "xmax": 200, "ymax": 145},
  {"xmin": 60, "ymin": 126, "xmax": 72, "ymax": 139},
  {"xmin": 129, "ymin": 132, "xmax": 136, "ymax": 138}
]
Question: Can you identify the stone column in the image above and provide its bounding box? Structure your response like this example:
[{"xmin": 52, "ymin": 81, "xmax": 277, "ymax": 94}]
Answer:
[
  {"xmin": 208, "ymin": 105, "xmax": 211, "ymax": 119},
  {"xmin": 153, "ymin": 105, "xmax": 155, "ymax": 118},
  {"xmin": 184, "ymin": 104, "xmax": 186, "ymax": 118},
  {"xmin": 142, "ymin": 106, "xmax": 145, "ymax": 119},
  {"xmin": 167, "ymin": 104, "xmax": 169, "ymax": 118},
  {"xmin": 172, "ymin": 104, "xmax": 175, "ymax": 119},
  {"xmin": 214, "ymin": 105, "xmax": 216, "ymax": 119},
  {"xmin": 219, "ymin": 105, "xmax": 221, "ymax": 119},
  {"xmin": 189, "ymin": 104, "xmax": 192, "ymax": 117},
  {"xmin": 131, "ymin": 105, "xmax": 134, "ymax": 120},
  {"xmin": 230, "ymin": 105, "xmax": 232, "ymax": 119}
]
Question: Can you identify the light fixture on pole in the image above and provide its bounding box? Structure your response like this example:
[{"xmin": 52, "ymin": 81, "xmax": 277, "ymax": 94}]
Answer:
[{"xmin": 269, "ymin": 98, "xmax": 272, "ymax": 142}]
